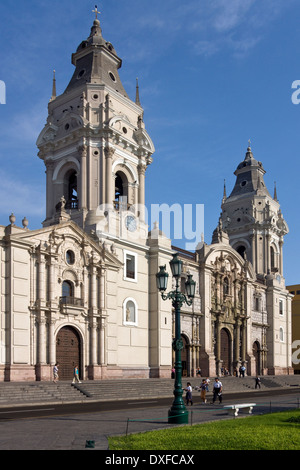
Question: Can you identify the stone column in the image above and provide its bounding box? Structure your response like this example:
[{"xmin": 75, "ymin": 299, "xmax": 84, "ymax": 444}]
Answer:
[
  {"xmin": 241, "ymin": 318, "xmax": 247, "ymax": 363},
  {"xmin": 79, "ymin": 144, "xmax": 87, "ymax": 209},
  {"xmin": 89, "ymin": 262, "xmax": 98, "ymax": 369},
  {"xmin": 36, "ymin": 251, "xmax": 47, "ymax": 379},
  {"xmin": 266, "ymin": 232, "xmax": 270, "ymax": 273},
  {"xmin": 91, "ymin": 321, "xmax": 97, "ymax": 366},
  {"xmin": 38, "ymin": 252, "xmax": 46, "ymax": 303},
  {"xmin": 105, "ymin": 146, "xmax": 115, "ymax": 207},
  {"xmin": 235, "ymin": 318, "xmax": 241, "ymax": 366},
  {"xmin": 49, "ymin": 320, "xmax": 56, "ymax": 365},
  {"xmin": 99, "ymin": 267, "xmax": 107, "ymax": 367},
  {"xmin": 48, "ymin": 258, "xmax": 55, "ymax": 303},
  {"xmin": 138, "ymin": 163, "xmax": 146, "ymax": 221},
  {"xmin": 215, "ymin": 319, "xmax": 221, "ymax": 375},
  {"xmin": 279, "ymin": 239, "xmax": 283, "ymax": 275},
  {"xmin": 45, "ymin": 161, "xmax": 54, "ymax": 220}
]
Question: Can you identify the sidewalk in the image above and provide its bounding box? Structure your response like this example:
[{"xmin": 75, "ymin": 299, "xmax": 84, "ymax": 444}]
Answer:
[{"xmin": 0, "ymin": 388, "xmax": 299, "ymax": 450}]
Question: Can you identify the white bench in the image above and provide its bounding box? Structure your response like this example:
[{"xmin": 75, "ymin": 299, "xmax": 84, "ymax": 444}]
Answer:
[{"xmin": 223, "ymin": 403, "xmax": 256, "ymax": 417}]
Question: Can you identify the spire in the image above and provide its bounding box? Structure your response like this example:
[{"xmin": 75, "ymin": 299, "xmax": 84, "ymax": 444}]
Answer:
[
  {"xmin": 274, "ymin": 181, "xmax": 278, "ymax": 201},
  {"xmin": 222, "ymin": 179, "xmax": 227, "ymax": 202},
  {"xmin": 50, "ymin": 70, "xmax": 56, "ymax": 102},
  {"xmin": 135, "ymin": 77, "xmax": 141, "ymax": 106},
  {"xmin": 64, "ymin": 7, "xmax": 128, "ymax": 97}
]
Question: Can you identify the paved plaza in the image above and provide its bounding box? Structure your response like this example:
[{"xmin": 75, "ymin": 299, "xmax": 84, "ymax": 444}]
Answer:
[{"xmin": 0, "ymin": 391, "xmax": 299, "ymax": 450}]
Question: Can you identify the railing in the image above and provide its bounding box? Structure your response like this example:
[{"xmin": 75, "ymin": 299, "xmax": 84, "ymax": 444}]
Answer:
[
  {"xmin": 171, "ymin": 245, "xmax": 197, "ymax": 261},
  {"xmin": 113, "ymin": 200, "xmax": 131, "ymax": 211},
  {"xmin": 65, "ymin": 200, "xmax": 79, "ymax": 210},
  {"xmin": 60, "ymin": 296, "xmax": 84, "ymax": 307}
]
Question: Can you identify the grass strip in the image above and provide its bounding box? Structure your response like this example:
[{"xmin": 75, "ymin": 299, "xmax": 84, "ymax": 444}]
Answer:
[{"xmin": 108, "ymin": 409, "xmax": 300, "ymax": 450}]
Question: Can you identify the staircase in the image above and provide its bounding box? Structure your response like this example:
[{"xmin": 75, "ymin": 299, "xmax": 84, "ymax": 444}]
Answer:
[
  {"xmin": 0, "ymin": 382, "xmax": 88, "ymax": 406},
  {"xmin": 0, "ymin": 375, "xmax": 299, "ymax": 407},
  {"xmin": 73, "ymin": 378, "xmax": 175, "ymax": 402}
]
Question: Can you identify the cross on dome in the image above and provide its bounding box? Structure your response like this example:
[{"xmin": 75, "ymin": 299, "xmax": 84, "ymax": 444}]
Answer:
[{"xmin": 93, "ymin": 5, "xmax": 100, "ymax": 20}]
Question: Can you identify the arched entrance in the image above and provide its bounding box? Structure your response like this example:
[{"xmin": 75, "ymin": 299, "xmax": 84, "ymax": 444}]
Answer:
[
  {"xmin": 220, "ymin": 328, "xmax": 231, "ymax": 373},
  {"xmin": 181, "ymin": 335, "xmax": 190, "ymax": 377},
  {"xmin": 253, "ymin": 341, "xmax": 261, "ymax": 375},
  {"xmin": 56, "ymin": 326, "xmax": 82, "ymax": 380}
]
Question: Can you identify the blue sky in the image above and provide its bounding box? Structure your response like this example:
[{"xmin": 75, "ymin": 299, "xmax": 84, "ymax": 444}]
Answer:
[{"xmin": 0, "ymin": 0, "xmax": 299, "ymax": 285}]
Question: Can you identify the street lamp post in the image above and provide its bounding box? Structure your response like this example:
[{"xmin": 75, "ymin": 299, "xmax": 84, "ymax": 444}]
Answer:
[{"xmin": 156, "ymin": 253, "xmax": 196, "ymax": 424}]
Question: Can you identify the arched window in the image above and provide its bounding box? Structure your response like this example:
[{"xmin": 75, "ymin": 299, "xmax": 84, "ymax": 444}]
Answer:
[
  {"xmin": 270, "ymin": 246, "xmax": 276, "ymax": 271},
  {"xmin": 123, "ymin": 298, "xmax": 138, "ymax": 325},
  {"xmin": 63, "ymin": 170, "xmax": 78, "ymax": 209},
  {"xmin": 237, "ymin": 245, "xmax": 246, "ymax": 259},
  {"xmin": 66, "ymin": 250, "xmax": 75, "ymax": 265},
  {"xmin": 114, "ymin": 171, "xmax": 128, "ymax": 210},
  {"xmin": 279, "ymin": 327, "xmax": 284, "ymax": 342},
  {"xmin": 115, "ymin": 173, "xmax": 124, "ymax": 201}
]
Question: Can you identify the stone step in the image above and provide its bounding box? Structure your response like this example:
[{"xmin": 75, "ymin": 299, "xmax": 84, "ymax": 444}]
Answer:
[{"xmin": 0, "ymin": 375, "xmax": 298, "ymax": 406}]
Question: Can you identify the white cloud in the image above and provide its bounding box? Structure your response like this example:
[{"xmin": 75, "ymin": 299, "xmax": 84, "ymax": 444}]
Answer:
[
  {"xmin": 193, "ymin": 40, "xmax": 220, "ymax": 57},
  {"xmin": 189, "ymin": 0, "xmax": 292, "ymax": 58},
  {"xmin": 211, "ymin": 0, "xmax": 255, "ymax": 33}
]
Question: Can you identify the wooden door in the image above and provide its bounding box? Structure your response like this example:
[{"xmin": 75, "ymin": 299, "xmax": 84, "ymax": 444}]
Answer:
[
  {"xmin": 56, "ymin": 326, "xmax": 81, "ymax": 380},
  {"xmin": 220, "ymin": 328, "xmax": 231, "ymax": 372}
]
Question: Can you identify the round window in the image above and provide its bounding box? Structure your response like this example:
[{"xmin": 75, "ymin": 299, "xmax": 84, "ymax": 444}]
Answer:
[
  {"xmin": 77, "ymin": 69, "xmax": 86, "ymax": 79},
  {"xmin": 109, "ymin": 71, "xmax": 116, "ymax": 82}
]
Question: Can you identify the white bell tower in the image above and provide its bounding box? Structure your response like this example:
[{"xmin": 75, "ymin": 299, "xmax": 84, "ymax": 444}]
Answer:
[
  {"xmin": 220, "ymin": 144, "xmax": 288, "ymax": 278},
  {"xmin": 36, "ymin": 12, "xmax": 155, "ymax": 243}
]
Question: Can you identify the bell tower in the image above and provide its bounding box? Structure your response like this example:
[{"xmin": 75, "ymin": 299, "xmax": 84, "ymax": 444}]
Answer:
[
  {"xmin": 220, "ymin": 144, "xmax": 289, "ymax": 278},
  {"xmin": 36, "ymin": 10, "xmax": 154, "ymax": 241}
]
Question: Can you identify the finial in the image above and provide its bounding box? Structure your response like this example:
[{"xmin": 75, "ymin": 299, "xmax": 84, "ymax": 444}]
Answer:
[
  {"xmin": 9, "ymin": 213, "xmax": 16, "ymax": 226},
  {"xmin": 245, "ymin": 139, "xmax": 253, "ymax": 160},
  {"xmin": 50, "ymin": 70, "xmax": 56, "ymax": 102},
  {"xmin": 93, "ymin": 5, "xmax": 100, "ymax": 20},
  {"xmin": 135, "ymin": 77, "xmax": 141, "ymax": 106},
  {"xmin": 22, "ymin": 217, "xmax": 29, "ymax": 229},
  {"xmin": 223, "ymin": 179, "xmax": 227, "ymax": 199}
]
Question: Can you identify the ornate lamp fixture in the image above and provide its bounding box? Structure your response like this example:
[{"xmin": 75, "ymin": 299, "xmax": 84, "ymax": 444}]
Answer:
[{"xmin": 156, "ymin": 253, "xmax": 196, "ymax": 424}]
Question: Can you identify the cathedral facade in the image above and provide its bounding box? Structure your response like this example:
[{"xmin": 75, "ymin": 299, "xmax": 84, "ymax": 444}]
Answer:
[{"xmin": 0, "ymin": 15, "xmax": 293, "ymax": 382}]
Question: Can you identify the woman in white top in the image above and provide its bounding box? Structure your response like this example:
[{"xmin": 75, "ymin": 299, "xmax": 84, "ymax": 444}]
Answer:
[
  {"xmin": 185, "ymin": 382, "xmax": 193, "ymax": 406},
  {"xmin": 212, "ymin": 377, "xmax": 223, "ymax": 404}
]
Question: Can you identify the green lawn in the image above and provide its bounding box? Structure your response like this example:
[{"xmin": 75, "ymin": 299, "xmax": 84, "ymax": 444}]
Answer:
[{"xmin": 108, "ymin": 409, "xmax": 300, "ymax": 450}]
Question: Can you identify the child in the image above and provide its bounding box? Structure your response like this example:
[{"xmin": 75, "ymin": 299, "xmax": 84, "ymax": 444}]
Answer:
[
  {"xmin": 185, "ymin": 382, "xmax": 193, "ymax": 406},
  {"xmin": 200, "ymin": 378, "xmax": 207, "ymax": 403}
]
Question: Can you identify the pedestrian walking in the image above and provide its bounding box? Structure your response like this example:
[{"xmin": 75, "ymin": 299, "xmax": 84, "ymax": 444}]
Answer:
[
  {"xmin": 72, "ymin": 365, "xmax": 81, "ymax": 383},
  {"xmin": 239, "ymin": 365, "xmax": 246, "ymax": 377},
  {"xmin": 200, "ymin": 378, "xmax": 207, "ymax": 403},
  {"xmin": 212, "ymin": 377, "xmax": 223, "ymax": 404},
  {"xmin": 255, "ymin": 376, "xmax": 261, "ymax": 389},
  {"xmin": 53, "ymin": 363, "xmax": 59, "ymax": 383},
  {"xmin": 185, "ymin": 382, "xmax": 193, "ymax": 406}
]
